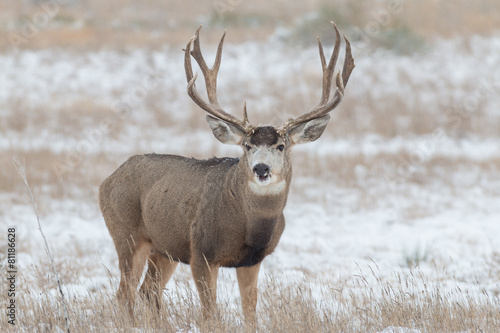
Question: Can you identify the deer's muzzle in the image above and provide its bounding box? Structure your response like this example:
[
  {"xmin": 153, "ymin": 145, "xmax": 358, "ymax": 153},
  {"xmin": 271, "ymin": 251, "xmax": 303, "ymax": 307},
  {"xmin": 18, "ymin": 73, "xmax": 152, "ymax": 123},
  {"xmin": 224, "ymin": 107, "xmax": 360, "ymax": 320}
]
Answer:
[{"xmin": 253, "ymin": 163, "xmax": 270, "ymax": 181}]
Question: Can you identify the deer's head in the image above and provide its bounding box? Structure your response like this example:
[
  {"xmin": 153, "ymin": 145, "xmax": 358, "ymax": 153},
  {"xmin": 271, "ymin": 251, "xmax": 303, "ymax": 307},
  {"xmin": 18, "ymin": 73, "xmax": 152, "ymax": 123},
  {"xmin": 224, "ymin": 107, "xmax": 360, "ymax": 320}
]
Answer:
[{"xmin": 184, "ymin": 23, "xmax": 355, "ymax": 194}]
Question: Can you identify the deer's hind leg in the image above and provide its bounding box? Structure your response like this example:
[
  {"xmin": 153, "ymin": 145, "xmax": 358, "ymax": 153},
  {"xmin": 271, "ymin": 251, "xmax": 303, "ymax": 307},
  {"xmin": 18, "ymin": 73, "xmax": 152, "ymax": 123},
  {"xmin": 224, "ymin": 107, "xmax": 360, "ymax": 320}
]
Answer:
[
  {"xmin": 191, "ymin": 254, "xmax": 219, "ymax": 319},
  {"xmin": 114, "ymin": 235, "xmax": 152, "ymax": 314},
  {"xmin": 139, "ymin": 250, "xmax": 179, "ymax": 310}
]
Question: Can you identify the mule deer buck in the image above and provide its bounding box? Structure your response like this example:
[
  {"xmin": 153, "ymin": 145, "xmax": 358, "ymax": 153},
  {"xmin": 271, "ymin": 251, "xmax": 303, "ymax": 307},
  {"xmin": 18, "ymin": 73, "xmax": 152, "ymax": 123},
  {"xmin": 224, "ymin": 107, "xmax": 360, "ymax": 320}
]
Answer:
[{"xmin": 99, "ymin": 21, "xmax": 354, "ymax": 325}]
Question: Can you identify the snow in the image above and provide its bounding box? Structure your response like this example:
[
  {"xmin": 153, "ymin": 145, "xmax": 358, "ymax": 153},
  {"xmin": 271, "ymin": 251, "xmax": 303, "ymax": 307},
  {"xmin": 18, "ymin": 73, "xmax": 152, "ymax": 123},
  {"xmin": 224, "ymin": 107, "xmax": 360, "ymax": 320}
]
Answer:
[{"xmin": 1, "ymin": 34, "xmax": 500, "ymax": 330}]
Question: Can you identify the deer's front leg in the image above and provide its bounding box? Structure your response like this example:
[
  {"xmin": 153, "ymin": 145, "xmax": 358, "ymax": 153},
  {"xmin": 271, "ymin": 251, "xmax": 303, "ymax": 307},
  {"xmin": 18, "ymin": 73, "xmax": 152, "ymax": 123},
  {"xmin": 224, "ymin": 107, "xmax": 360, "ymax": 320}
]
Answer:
[
  {"xmin": 236, "ymin": 262, "xmax": 261, "ymax": 328},
  {"xmin": 191, "ymin": 254, "xmax": 219, "ymax": 319}
]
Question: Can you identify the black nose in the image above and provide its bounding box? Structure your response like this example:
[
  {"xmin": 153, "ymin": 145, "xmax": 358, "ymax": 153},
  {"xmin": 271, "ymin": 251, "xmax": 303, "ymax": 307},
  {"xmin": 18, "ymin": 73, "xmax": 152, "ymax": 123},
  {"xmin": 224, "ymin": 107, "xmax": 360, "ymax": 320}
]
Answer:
[{"xmin": 253, "ymin": 163, "xmax": 270, "ymax": 177}]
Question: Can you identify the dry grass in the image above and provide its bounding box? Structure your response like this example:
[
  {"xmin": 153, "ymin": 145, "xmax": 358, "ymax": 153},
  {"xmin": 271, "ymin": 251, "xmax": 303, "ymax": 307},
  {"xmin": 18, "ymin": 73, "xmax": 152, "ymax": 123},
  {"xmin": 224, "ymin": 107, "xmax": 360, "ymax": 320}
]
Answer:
[
  {"xmin": 1, "ymin": 148, "xmax": 118, "ymax": 208},
  {"xmin": 0, "ymin": 0, "xmax": 498, "ymax": 50},
  {"xmin": 402, "ymin": 0, "xmax": 500, "ymax": 38},
  {"xmin": 4, "ymin": 136, "xmax": 499, "ymax": 208},
  {"xmin": 2, "ymin": 270, "xmax": 499, "ymax": 332}
]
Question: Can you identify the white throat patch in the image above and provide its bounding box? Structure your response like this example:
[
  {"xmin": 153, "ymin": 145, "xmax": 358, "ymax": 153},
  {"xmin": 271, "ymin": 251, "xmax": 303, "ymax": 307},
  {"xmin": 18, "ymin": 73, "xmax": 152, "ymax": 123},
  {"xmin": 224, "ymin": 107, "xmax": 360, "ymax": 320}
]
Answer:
[{"xmin": 248, "ymin": 179, "xmax": 286, "ymax": 196}]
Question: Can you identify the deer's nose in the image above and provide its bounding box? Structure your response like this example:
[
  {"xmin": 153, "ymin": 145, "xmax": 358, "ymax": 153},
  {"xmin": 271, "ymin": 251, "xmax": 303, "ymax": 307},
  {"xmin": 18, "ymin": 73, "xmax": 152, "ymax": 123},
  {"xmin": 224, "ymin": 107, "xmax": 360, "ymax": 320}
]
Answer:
[{"xmin": 253, "ymin": 163, "xmax": 270, "ymax": 177}]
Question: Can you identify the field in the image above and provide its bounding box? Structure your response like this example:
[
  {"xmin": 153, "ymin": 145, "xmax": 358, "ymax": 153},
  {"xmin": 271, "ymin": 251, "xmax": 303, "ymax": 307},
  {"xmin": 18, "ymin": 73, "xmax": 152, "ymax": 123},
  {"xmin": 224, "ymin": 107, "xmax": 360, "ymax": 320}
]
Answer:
[{"xmin": 1, "ymin": 0, "xmax": 500, "ymax": 332}]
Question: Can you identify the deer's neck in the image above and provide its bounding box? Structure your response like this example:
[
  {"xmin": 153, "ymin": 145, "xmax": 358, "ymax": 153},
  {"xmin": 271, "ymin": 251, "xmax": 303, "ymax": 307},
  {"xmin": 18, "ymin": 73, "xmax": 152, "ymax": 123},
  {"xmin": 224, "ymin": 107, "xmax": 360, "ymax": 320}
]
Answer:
[{"xmin": 226, "ymin": 162, "xmax": 291, "ymax": 249}]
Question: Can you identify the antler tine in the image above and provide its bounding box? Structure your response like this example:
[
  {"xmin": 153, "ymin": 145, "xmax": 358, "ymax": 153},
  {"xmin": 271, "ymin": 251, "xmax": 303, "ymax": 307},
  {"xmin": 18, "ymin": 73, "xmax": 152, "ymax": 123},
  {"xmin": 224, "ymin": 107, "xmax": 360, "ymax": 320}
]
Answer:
[
  {"xmin": 277, "ymin": 22, "xmax": 355, "ymax": 135},
  {"xmin": 318, "ymin": 21, "xmax": 341, "ymax": 105},
  {"xmin": 243, "ymin": 101, "xmax": 250, "ymax": 125},
  {"xmin": 190, "ymin": 26, "xmax": 226, "ymax": 105},
  {"xmin": 184, "ymin": 26, "xmax": 253, "ymax": 132},
  {"xmin": 341, "ymin": 35, "xmax": 355, "ymax": 88}
]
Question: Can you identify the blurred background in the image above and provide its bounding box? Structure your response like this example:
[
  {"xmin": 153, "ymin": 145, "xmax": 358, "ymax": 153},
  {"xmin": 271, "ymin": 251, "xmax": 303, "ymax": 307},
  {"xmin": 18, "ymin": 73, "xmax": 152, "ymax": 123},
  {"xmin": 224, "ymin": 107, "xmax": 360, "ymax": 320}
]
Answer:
[
  {"xmin": 1, "ymin": 0, "xmax": 500, "ymax": 325},
  {"xmin": 1, "ymin": 0, "xmax": 498, "ymax": 49}
]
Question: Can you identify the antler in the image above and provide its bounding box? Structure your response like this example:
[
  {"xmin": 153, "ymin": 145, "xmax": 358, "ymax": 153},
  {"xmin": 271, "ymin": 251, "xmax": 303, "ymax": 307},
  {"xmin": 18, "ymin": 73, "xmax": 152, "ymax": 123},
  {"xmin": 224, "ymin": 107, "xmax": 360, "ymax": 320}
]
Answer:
[
  {"xmin": 184, "ymin": 26, "xmax": 253, "ymax": 133},
  {"xmin": 277, "ymin": 21, "xmax": 355, "ymax": 135}
]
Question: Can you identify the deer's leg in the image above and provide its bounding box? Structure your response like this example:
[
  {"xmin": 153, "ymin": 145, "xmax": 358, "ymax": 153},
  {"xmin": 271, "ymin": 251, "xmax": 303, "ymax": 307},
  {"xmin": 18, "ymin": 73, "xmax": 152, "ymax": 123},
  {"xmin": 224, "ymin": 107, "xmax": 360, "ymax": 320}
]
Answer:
[
  {"xmin": 191, "ymin": 255, "xmax": 219, "ymax": 319},
  {"xmin": 236, "ymin": 262, "xmax": 261, "ymax": 328},
  {"xmin": 139, "ymin": 250, "xmax": 178, "ymax": 310},
  {"xmin": 116, "ymin": 238, "xmax": 151, "ymax": 314}
]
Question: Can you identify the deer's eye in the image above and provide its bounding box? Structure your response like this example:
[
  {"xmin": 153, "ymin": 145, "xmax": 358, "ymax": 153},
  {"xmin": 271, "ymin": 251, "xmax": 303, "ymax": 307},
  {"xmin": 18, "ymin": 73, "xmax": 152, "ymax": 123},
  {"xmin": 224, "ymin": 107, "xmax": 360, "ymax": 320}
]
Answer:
[
  {"xmin": 245, "ymin": 144, "xmax": 251, "ymax": 151},
  {"xmin": 277, "ymin": 144, "xmax": 285, "ymax": 152}
]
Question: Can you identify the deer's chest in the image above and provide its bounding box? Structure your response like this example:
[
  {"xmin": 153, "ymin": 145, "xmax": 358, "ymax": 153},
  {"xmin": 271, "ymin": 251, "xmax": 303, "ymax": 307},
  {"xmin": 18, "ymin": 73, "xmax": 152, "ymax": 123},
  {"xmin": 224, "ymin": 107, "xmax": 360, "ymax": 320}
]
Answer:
[{"xmin": 222, "ymin": 245, "xmax": 267, "ymax": 268}]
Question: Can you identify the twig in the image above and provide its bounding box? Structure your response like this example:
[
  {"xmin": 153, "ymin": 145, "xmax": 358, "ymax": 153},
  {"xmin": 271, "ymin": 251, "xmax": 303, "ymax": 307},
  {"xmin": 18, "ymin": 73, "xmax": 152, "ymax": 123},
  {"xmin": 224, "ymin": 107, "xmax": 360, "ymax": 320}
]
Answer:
[{"xmin": 13, "ymin": 157, "xmax": 71, "ymax": 333}]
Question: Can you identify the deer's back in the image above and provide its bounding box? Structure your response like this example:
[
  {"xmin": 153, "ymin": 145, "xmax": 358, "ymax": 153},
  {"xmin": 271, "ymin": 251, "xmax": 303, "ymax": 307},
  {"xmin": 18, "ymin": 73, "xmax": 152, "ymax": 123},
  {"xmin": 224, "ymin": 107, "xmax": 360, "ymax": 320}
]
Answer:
[{"xmin": 99, "ymin": 153, "xmax": 239, "ymax": 262}]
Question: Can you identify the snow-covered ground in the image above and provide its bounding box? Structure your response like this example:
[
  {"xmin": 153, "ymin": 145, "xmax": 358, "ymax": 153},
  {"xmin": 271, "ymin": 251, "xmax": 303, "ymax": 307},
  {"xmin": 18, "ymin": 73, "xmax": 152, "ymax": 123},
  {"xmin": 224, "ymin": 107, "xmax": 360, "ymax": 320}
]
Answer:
[{"xmin": 1, "ymin": 35, "xmax": 500, "ymax": 329}]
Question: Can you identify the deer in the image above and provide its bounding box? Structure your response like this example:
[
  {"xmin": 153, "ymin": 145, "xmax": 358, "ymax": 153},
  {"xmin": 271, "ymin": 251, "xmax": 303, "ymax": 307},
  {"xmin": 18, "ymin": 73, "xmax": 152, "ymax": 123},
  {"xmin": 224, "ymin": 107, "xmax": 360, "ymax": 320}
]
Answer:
[{"xmin": 99, "ymin": 21, "xmax": 354, "ymax": 326}]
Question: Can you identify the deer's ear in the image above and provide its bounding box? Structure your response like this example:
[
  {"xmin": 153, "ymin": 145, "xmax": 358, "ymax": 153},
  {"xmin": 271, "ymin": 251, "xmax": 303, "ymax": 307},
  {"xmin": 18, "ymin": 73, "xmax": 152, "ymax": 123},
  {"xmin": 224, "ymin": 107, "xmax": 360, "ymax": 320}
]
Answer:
[
  {"xmin": 206, "ymin": 115, "xmax": 246, "ymax": 145},
  {"xmin": 287, "ymin": 115, "xmax": 330, "ymax": 145}
]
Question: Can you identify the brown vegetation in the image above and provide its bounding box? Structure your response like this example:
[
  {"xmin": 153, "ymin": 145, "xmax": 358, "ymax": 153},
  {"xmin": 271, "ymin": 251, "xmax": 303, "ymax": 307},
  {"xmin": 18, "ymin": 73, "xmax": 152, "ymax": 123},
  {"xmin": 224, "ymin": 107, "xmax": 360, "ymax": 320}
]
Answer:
[
  {"xmin": 1, "ymin": 270, "xmax": 499, "ymax": 332},
  {"xmin": 1, "ymin": 0, "xmax": 498, "ymax": 50}
]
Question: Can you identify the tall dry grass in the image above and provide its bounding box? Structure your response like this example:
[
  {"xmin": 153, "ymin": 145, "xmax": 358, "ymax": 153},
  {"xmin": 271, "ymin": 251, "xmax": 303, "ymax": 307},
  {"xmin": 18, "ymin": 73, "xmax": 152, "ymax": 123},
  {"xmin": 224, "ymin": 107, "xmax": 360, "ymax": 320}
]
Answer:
[{"xmin": 2, "ymin": 269, "xmax": 499, "ymax": 332}]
